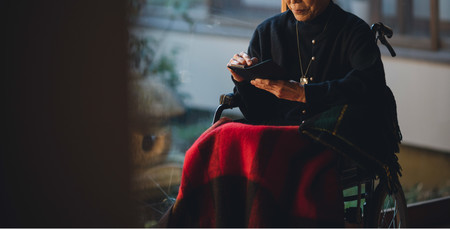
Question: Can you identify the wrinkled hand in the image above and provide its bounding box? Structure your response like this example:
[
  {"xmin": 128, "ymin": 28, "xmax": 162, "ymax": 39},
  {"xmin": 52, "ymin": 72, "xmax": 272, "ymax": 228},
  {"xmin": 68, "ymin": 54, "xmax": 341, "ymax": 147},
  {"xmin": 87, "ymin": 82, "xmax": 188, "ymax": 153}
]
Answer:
[
  {"xmin": 227, "ymin": 51, "xmax": 259, "ymax": 82},
  {"xmin": 251, "ymin": 79, "xmax": 306, "ymax": 103}
]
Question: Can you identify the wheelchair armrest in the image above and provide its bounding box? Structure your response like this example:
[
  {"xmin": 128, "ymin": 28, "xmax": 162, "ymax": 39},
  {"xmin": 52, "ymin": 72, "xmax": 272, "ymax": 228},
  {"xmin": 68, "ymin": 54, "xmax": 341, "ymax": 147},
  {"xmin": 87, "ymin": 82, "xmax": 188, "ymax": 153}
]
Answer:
[
  {"xmin": 219, "ymin": 93, "xmax": 240, "ymax": 107},
  {"xmin": 212, "ymin": 93, "xmax": 240, "ymax": 124}
]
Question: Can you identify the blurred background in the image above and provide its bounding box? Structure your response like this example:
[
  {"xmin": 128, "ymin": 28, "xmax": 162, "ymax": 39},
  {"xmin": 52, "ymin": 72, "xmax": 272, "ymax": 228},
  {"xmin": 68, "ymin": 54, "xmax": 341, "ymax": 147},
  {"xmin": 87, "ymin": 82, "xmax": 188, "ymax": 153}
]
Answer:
[
  {"xmin": 3, "ymin": 0, "xmax": 450, "ymax": 227},
  {"xmin": 129, "ymin": 0, "xmax": 450, "ymax": 226}
]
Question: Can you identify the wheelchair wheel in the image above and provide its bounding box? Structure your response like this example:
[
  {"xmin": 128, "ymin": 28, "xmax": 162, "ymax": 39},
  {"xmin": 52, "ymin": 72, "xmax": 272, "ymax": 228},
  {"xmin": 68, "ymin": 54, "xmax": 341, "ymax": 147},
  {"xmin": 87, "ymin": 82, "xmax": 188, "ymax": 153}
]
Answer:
[{"xmin": 367, "ymin": 181, "xmax": 407, "ymax": 228}]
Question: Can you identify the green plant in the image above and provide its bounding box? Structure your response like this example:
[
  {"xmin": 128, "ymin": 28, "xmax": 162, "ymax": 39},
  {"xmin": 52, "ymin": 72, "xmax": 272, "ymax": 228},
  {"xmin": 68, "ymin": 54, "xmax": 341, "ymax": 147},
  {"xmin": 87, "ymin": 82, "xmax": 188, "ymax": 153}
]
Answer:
[
  {"xmin": 127, "ymin": 0, "xmax": 201, "ymax": 92},
  {"xmin": 404, "ymin": 181, "xmax": 450, "ymax": 204},
  {"xmin": 128, "ymin": 34, "xmax": 182, "ymax": 90}
]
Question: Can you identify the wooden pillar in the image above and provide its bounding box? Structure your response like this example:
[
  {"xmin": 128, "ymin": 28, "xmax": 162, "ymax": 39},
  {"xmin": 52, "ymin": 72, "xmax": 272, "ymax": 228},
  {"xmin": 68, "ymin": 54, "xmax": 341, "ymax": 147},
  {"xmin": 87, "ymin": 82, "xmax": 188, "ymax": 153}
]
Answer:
[
  {"xmin": 397, "ymin": 0, "xmax": 413, "ymax": 34},
  {"xmin": 370, "ymin": 0, "xmax": 382, "ymax": 24},
  {"xmin": 430, "ymin": 0, "xmax": 440, "ymax": 50}
]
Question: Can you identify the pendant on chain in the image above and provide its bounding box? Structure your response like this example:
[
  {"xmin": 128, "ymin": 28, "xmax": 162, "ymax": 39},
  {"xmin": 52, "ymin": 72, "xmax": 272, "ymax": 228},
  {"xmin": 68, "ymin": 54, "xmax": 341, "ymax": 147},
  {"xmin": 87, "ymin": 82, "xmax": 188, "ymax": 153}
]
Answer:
[{"xmin": 300, "ymin": 76, "xmax": 308, "ymax": 85}]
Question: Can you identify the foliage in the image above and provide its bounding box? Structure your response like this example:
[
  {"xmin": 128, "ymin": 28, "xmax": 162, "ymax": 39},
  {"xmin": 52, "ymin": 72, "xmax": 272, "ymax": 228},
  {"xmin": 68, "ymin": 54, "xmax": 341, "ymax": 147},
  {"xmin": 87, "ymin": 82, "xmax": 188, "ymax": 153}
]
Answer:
[
  {"xmin": 127, "ymin": 0, "xmax": 201, "ymax": 92},
  {"xmin": 404, "ymin": 181, "xmax": 450, "ymax": 204},
  {"xmin": 128, "ymin": 34, "xmax": 182, "ymax": 90},
  {"xmin": 169, "ymin": 108, "xmax": 214, "ymax": 152}
]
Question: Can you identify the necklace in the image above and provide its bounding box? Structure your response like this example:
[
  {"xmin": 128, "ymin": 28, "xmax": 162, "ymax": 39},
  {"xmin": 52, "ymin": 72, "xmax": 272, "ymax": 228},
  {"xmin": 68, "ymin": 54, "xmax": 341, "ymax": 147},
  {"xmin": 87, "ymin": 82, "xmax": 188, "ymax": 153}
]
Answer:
[
  {"xmin": 295, "ymin": 11, "xmax": 332, "ymax": 85},
  {"xmin": 295, "ymin": 21, "xmax": 312, "ymax": 85}
]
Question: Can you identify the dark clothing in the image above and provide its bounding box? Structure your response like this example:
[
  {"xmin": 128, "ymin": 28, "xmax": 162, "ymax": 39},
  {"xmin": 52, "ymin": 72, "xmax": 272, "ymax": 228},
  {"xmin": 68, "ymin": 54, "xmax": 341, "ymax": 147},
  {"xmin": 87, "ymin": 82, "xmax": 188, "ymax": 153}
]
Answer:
[
  {"xmin": 232, "ymin": 2, "xmax": 402, "ymax": 186},
  {"xmin": 234, "ymin": 2, "xmax": 385, "ymax": 126}
]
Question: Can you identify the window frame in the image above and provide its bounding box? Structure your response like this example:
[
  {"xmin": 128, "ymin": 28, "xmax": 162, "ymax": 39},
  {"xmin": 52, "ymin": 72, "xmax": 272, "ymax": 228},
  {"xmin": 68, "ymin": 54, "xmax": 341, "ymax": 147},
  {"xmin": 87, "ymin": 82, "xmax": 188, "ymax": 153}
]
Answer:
[
  {"xmin": 282, "ymin": 0, "xmax": 445, "ymax": 51},
  {"xmin": 370, "ymin": 0, "xmax": 442, "ymax": 51}
]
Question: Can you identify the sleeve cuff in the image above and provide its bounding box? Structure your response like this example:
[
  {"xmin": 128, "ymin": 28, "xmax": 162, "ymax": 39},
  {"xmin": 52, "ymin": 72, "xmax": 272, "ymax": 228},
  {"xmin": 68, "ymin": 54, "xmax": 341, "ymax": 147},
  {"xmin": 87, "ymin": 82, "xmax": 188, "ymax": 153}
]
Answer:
[{"xmin": 231, "ymin": 75, "xmax": 252, "ymax": 89}]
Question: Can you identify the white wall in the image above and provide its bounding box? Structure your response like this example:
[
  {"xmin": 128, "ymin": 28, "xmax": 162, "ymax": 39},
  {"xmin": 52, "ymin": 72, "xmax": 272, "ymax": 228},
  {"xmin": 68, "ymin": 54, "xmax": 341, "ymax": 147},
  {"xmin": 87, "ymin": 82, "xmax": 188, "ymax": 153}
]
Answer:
[
  {"xmin": 146, "ymin": 28, "xmax": 450, "ymax": 153},
  {"xmin": 143, "ymin": 29, "xmax": 248, "ymax": 110},
  {"xmin": 383, "ymin": 57, "xmax": 450, "ymax": 152}
]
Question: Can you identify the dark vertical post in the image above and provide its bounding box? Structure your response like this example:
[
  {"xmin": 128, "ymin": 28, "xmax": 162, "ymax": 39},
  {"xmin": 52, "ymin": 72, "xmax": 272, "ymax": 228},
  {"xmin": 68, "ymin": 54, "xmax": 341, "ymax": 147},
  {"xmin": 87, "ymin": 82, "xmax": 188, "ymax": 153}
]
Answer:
[
  {"xmin": 430, "ymin": 0, "xmax": 440, "ymax": 50},
  {"xmin": 371, "ymin": 0, "xmax": 382, "ymax": 24},
  {"xmin": 397, "ymin": 0, "xmax": 414, "ymax": 34},
  {"xmin": 3, "ymin": 0, "xmax": 137, "ymax": 227}
]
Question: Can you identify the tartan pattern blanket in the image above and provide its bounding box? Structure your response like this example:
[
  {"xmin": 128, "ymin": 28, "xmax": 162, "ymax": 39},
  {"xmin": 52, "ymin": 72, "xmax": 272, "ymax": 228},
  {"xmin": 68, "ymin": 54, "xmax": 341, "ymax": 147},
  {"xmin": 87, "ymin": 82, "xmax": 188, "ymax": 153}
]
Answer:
[{"xmin": 160, "ymin": 118, "xmax": 344, "ymax": 227}]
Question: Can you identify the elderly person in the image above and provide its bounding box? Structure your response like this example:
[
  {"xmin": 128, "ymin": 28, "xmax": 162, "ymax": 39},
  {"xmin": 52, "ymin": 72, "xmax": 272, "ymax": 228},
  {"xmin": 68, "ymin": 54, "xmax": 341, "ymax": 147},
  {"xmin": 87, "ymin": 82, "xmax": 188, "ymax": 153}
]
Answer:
[
  {"xmin": 227, "ymin": 0, "xmax": 402, "ymax": 218},
  {"xmin": 228, "ymin": 0, "xmax": 402, "ymax": 204},
  {"xmin": 160, "ymin": 0, "xmax": 402, "ymax": 227},
  {"xmin": 228, "ymin": 0, "xmax": 386, "ymax": 126}
]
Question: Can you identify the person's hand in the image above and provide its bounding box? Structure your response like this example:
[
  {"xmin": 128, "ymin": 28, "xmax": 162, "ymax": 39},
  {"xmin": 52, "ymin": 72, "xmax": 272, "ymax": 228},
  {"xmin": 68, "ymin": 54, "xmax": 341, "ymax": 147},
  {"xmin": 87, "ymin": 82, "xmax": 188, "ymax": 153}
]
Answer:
[
  {"xmin": 227, "ymin": 52, "xmax": 259, "ymax": 82},
  {"xmin": 250, "ymin": 79, "xmax": 307, "ymax": 103}
]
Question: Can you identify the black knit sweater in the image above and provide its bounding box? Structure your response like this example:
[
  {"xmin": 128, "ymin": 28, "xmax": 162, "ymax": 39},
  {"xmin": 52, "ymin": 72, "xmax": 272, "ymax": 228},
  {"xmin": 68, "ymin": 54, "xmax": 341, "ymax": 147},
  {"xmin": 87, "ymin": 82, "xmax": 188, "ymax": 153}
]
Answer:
[
  {"xmin": 233, "ymin": 2, "xmax": 403, "ymax": 181},
  {"xmin": 234, "ymin": 1, "xmax": 386, "ymax": 126}
]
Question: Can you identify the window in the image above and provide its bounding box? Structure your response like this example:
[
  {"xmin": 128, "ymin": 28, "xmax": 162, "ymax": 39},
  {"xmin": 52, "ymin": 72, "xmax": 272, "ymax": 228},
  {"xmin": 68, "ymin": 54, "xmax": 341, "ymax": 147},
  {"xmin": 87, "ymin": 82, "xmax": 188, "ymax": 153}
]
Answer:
[
  {"xmin": 335, "ymin": 0, "xmax": 450, "ymax": 53},
  {"xmin": 145, "ymin": 0, "xmax": 450, "ymax": 55}
]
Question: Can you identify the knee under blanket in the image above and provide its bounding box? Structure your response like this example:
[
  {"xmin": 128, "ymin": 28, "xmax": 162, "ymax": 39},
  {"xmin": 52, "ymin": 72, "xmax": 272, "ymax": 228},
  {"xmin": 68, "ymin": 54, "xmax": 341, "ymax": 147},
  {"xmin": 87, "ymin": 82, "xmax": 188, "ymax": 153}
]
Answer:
[{"xmin": 160, "ymin": 119, "xmax": 344, "ymax": 227}]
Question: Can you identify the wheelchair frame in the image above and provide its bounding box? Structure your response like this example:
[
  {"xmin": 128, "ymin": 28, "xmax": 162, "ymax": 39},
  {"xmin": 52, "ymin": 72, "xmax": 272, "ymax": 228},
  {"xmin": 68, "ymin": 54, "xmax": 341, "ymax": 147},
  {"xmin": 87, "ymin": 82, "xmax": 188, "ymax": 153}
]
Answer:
[{"xmin": 212, "ymin": 23, "xmax": 407, "ymax": 228}]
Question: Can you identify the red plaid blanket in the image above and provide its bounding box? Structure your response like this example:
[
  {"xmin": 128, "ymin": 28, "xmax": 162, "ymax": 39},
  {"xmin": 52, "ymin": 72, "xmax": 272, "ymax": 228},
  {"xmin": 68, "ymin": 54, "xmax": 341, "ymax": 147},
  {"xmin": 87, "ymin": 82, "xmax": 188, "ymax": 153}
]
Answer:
[{"xmin": 160, "ymin": 118, "xmax": 344, "ymax": 227}]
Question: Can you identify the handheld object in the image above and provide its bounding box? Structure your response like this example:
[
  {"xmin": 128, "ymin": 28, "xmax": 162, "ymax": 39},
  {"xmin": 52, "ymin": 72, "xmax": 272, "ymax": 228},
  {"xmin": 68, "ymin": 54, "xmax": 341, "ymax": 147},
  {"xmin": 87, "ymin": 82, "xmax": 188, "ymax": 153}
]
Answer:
[{"xmin": 228, "ymin": 59, "xmax": 288, "ymax": 81}]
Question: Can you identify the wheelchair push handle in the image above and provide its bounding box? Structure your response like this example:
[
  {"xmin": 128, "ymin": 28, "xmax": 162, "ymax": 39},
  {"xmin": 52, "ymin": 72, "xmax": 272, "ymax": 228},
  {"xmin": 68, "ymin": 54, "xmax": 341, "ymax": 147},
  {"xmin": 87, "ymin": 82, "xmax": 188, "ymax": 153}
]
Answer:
[
  {"xmin": 371, "ymin": 22, "xmax": 396, "ymax": 57},
  {"xmin": 372, "ymin": 22, "xmax": 393, "ymax": 38}
]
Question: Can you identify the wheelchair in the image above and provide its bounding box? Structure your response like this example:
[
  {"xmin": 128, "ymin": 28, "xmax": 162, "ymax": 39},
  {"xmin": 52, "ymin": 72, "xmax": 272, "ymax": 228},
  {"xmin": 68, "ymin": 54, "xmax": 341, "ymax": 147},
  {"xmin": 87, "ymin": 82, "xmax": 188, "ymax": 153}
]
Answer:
[{"xmin": 212, "ymin": 23, "xmax": 407, "ymax": 228}]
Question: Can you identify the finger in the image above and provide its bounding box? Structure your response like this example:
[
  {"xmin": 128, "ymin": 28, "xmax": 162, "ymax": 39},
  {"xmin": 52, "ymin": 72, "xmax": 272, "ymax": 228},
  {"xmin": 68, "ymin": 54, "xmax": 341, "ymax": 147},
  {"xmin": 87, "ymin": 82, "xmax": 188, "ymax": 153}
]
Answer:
[
  {"xmin": 251, "ymin": 57, "xmax": 259, "ymax": 64},
  {"xmin": 252, "ymin": 79, "xmax": 288, "ymax": 93},
  {"xmin": 250, "ymin": 80, "xmax": 265, "ymax": 90},
  {"xmin": 227, "ymin": 66, "xmax": 245, "ymax": 82},
  {"xmin": 251, "ymin": 78, "xmax": 274, "ymax": 90},
  {"xmin": 227, "ymin": 58, "xmax": 242, "ymax": 66},
  {"xmin": 232, "ymin": 53, "xmax": 246, "ymax": 65},
  {"xmin": 240, "ymin": 52, "xmax": 253, "ymax": 66},
  {"xmin": 252, "ymin": 79, "xmax": 284, "ymax": 98},
  {"xmin": 252, "ymin": 78, "xmax": 273, "ymax": 85},
  {"xmin": 251, "ymin": 79, "xmax": 306, "ymax": 102}
]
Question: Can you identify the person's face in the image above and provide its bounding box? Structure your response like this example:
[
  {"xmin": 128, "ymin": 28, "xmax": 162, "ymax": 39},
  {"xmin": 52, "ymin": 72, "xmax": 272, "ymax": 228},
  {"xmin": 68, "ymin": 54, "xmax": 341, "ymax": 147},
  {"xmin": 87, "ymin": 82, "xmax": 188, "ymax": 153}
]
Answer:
[{"xmin": 284, "ymin": 0, "xmax": 330, "ymax": 21}]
